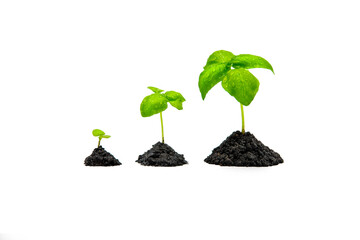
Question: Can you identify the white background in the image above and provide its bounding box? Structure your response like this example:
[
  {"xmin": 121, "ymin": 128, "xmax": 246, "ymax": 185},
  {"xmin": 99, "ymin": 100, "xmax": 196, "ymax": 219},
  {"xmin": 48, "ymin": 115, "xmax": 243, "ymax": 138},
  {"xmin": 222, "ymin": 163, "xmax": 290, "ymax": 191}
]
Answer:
[{"xmin": 1, "ymin": 0, "xmax": 359, "ymax": 239}]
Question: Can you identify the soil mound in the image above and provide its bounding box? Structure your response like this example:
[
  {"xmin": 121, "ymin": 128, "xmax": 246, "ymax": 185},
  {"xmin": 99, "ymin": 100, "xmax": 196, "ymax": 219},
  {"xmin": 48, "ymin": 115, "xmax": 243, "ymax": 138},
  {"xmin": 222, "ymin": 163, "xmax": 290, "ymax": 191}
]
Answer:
[
  {"xmin": 205, "ymin": 131, "xmax": 283, "ymax": 167},
  {"xmin": 137, "ymin": 142, "xmax": 187, "ymax": 167},
  {"xmin": 84, "ymin": 146, "xmax": 121, "ymax": 166}
]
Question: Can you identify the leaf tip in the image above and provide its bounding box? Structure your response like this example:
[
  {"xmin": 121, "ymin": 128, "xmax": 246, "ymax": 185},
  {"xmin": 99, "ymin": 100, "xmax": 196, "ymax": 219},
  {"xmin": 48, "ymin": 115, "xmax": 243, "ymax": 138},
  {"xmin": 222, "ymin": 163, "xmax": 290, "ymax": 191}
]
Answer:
[{"xmin": 200, "ymin": 91, "xmax": 206, "ymax": 100}]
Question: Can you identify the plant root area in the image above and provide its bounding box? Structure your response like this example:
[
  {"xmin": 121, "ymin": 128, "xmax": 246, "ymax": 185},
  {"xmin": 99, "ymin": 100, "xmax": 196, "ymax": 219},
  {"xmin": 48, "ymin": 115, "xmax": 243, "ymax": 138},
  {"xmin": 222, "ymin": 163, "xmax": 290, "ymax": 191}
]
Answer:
[
  {"xmin": 205, "ymin": 131, "xmax": 283, "ymax": 167},
  {"xmin": 84, "ymin": 146, "xmax": 121, "ymax": 167},
  {"xmin": 137, "ymin": 142, "xmax": 188, "ymax": 167}
]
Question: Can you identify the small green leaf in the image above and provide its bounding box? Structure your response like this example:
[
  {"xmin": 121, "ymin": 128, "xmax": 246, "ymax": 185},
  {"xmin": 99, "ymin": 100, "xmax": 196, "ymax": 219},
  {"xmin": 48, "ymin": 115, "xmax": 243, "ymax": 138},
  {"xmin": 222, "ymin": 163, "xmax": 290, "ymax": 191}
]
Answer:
[
  {"xmin": 163, "ymin": 91, "xmax": 185, "ymax": 101},
  {"xmin": 101, "ymin": 135, "xmax": 111, "ymax": 138},
  {"xmin": 92, "ymin": 129, "xmax": 105, "ymax": 137},
  {"xmin": 231, "ymin": 54, "xmax": 274, "ymax": 74},
  {"xmin": 222, "ymin": 68, "xmax": 260, "ymax": 106},
  {"xmin": 140, "ymin": 93, "xmax": 168, "ymax": 117},
  {"xmin": 148, "ymin": 86, "xmax": 164, "ymax": 93},
  {"xmin": 204, "ymin": 50, "xmax": 235, "ymax": 69},
  {"xmin": 164, "ymin": 91, "xmax": 186, "ymax": 110},
  {"xmin": 168, "ymin": 100, "xmax": 184, "ymax": 110},
  {"xmin": 199, "ymin": 63, "xmax": 230, "ymax": 100}
]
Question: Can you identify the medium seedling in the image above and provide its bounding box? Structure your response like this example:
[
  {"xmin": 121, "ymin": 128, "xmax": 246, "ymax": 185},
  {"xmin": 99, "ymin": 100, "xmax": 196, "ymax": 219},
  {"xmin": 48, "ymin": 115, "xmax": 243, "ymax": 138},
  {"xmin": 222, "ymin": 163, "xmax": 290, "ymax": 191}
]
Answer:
[
  {"xmin": 92, "ymin": 129, "xmax": 111, "ymax": 147},
  {"xmin": 199, "ymin": 50, "xmax": 274, "ymax": 134},
  {"xmin": 140, "ymin": 86, "xmax": 185, "ymax": 143}
]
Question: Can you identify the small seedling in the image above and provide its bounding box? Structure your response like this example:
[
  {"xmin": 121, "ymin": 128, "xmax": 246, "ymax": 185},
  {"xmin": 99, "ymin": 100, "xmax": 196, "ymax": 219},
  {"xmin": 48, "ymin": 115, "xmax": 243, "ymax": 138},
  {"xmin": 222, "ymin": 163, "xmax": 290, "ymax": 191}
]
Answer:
[
  {"xmin": 199, "ymin": 50, "xmax": 274, "ymax": 134},
  {"xmin": 92, "ymin": 129, "xmax": 111, "ymax": 147},
  {"xmin": 140, "ymin": 86, "xmax": 185, "ymax": 143}
]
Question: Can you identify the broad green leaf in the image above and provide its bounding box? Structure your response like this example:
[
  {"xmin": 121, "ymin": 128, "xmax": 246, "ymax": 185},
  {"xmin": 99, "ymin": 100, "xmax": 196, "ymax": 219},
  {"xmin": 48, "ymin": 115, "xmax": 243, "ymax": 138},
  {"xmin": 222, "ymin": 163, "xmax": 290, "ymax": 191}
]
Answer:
[
  {"xmin": 204, "ymin": 50, "xmax": 235, "ymax": 69},
  {"xmin": 222, "ymin": 68, "xmax": 260, "ymax": 106},
  {"xmin": 199, "ymin": 63, "xmax": 230, "ymax": 100},
  {"xmin": 140, "ymin": 93, "xmax": 168, "ymax": 117},
  {"xmin": 231, "ymin": 54, "xmax": 274, "ymax": 74},
  {"xmin": 148, "ymin": 86, "xmax": 164, "ymax": 93},
  {"xmin": 92, "ymin": 129, "xmax": 105, "ymax": 137},
  {"xmin": 101, "ymin": 135, "xmax": 111, "ymax": 138},
  {"xmin": 164, "ymin": 91, "xmax": 186, "ymax": 110}
]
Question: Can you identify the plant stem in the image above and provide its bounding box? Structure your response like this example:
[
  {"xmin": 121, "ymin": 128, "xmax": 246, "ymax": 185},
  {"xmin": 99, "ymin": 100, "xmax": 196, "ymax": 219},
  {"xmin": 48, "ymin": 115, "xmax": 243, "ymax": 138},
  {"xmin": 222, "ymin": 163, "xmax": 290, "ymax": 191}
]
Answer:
[
  {"xmin": 160, "ymin": 111, "xmax": 164, "ymax": 143},
  {"xmin": 241, "ymin": 103, "xmax": 245, "ymax": 134},
  {"xmin": 98, "ymin": 138, "xmax": 101, "ymax": 147}
]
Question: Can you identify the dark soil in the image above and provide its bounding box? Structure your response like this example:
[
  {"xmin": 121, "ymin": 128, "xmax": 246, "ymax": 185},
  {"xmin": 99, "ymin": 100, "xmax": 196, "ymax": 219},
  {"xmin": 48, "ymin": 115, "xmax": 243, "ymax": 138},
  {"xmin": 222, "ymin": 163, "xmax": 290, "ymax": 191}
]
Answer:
[
  {"xmin": 136, "ymin": 142, "xmax": 188, "ymax": 167},
  {"xmin": 205, "ymin": 131, "xmax": 283, "ymax": 167},
  {"xmin": 84, "ymin": 146, "xmax": 121, "ymax": 167}
]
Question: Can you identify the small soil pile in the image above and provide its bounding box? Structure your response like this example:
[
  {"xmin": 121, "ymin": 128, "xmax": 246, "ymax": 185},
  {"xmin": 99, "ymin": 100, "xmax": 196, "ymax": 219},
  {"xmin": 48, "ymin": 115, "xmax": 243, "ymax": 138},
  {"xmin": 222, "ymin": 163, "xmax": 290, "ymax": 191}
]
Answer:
[
  {"xmin": 137, "ymin": 142, "xmax": 187, "ymax": 167},
  {"xmin": 84, "ymin": 146, "xmax": 121, "ymax": 166},
  {"xmin": 205, "ymin": 131, "xmax": 283, "ymax": 167}
]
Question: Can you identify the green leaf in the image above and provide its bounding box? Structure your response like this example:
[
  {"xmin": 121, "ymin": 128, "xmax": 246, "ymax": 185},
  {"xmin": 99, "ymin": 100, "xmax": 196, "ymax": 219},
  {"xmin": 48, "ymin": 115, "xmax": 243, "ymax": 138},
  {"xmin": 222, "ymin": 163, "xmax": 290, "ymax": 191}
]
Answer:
[
  {"xmin": 162, "ymin": 91, "xmax": 184, "ymax": 110},
  {"xmin": 164, "ymin": 91, "xmax": 186, "ymax": 110},
  {"xmin": 231, "ymin": 54, "xmax": 274, "ymax": 74},
  {"xmin": 101, "ymin": 135, "xmax": 111, "ymax": 138},
  {"xmin": 204, "ymin": 50, "xmax": 235, "ymax": 69},
  {"xmin": 221, "ymin": 68, "xmax": 260, "ymax": 106},
  {"xmin": 199, "ymin": 63, "xmax": 230, "ymax": 100},
  {"xmin": 92, "ymin": 129, "xmax": 105, "ymax": 137},
  {"xmin": 163, "ymin": 91, "xmax": 185, "ymax": 101},
  {"xmin": 148, "ymin": 86, "xmax": 164, "ymax": 93},
  {"xmin": 140, "ymin": 93, "xmax": 168, "ymax": 117},
  {"xmin": 168, "ymin": 100, "xmax": 183, "ymax": 110}
]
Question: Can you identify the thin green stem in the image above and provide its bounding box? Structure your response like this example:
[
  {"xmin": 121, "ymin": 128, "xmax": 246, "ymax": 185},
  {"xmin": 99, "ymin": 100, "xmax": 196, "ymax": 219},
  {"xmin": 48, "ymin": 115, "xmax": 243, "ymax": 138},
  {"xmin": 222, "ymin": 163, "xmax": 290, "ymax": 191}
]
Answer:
[
  {"xmin": 241, "ymin": 103, "xmax": 245, "ymax": 134},
  {"xmin": 160, "ymin": 112, "xmax": 164, "ymax": 143},
  {"xmin": 98, "ymin": 138, "xmax": 101, "ymax": 147}
]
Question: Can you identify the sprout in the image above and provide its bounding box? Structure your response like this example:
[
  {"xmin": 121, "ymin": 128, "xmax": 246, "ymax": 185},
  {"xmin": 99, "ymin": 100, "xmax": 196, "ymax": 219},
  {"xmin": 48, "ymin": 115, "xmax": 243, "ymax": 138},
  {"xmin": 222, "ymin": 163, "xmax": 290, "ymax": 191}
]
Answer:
[
  {"xmin": 92, "ymin": 129, "xmax": 111, "ymax": 147},
  {"xmin": 140, "ymin": 86, "xmax": 185, "ymax": 143},
  {"xmin": 199, "ymin": 50, "xmax": 274, "ymax": 133}
]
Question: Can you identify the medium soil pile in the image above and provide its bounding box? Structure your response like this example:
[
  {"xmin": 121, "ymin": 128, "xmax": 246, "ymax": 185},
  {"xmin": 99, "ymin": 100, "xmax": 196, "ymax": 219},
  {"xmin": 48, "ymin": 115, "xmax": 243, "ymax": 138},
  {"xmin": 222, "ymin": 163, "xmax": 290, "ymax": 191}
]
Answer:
[
  {"xmin": 84, "ymin": 146, "xmax": 121, "ymax": 166},
  {"xmin": 137, "ymin": 142, "xmax": 187, "ymax": 167},
  {"xmin": 205, "ymin": 131, "xmax": 283, "ymax": 167}
]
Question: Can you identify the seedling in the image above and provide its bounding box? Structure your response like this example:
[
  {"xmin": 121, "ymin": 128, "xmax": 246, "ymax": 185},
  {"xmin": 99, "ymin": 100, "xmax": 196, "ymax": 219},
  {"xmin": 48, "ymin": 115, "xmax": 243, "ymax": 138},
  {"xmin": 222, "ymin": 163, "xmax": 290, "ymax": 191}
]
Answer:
[
  {"xmin": 199, "ymin": 50, "xmax": 274, "ymax": 134},
  {"xmin": 140, "ymin": 86, "xmax": 185, "ymax": 143},
  {"xmin": 92, "ymin": 129, "xmax": 111, "ymax": 147}
]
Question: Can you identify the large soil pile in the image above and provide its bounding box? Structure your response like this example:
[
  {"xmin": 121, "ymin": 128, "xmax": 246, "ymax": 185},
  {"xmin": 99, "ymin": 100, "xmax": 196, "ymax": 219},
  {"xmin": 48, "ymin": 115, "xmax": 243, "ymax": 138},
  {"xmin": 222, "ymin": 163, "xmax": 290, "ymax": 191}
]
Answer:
[{"xmin": 205, "ymin": 131, "xmax": 283, "ymax": 167}]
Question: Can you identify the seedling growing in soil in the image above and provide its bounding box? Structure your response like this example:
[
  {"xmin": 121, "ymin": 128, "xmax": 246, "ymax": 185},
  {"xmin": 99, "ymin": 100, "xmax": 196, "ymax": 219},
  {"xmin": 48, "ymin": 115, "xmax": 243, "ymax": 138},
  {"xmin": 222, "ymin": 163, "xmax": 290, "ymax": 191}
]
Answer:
[
  {"xmin": 92, "ymin": 129, "xmax": 111, "ymax": 147},
  {"xmin": 140, "ymin": 86, "xmax": 185, "ymax": 143},
  {"xmin": 199, "ymin": 50, "xmax": 274, "ymax": 134}
]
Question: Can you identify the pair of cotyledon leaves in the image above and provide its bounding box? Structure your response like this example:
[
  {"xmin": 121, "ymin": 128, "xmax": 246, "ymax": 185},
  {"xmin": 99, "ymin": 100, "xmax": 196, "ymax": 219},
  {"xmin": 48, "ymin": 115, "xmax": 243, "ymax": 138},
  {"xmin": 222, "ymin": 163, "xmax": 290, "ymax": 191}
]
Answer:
[
  {"xmin": 199, "ymin": 50, "xmax": 274, "ymax": 106},
  {"xmin": 92, "ymin": 129, "xmax": 111, "ymax": 139},
  {"xmin": 140, "ymin": 87, "xmax": 186, "ymax": 117}
]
